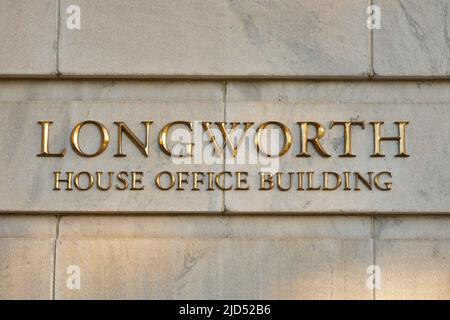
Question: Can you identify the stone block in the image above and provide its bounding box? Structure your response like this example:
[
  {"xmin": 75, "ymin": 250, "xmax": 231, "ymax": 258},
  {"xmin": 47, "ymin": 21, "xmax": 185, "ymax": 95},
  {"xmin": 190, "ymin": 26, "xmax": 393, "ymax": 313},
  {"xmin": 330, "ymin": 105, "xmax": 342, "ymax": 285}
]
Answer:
[
  {"xmin": 373, "ymin": 0, "xmax": 450, "ymax": 77},
  {"xmin": 0, "ymin": 81, "xmax": 224, "ymax": 213},
  {"xmin": 374, "ymin": 217, "xmax": 450, "ymax": 299},
  {"xmin": 0, "ymin": 215, "xmax": 55, "ymax": 299},
  {"xmin": 224, "ymin": 81, "xmax": 450, "ymax": 213},
  {"xmin": 0, "ymin": 0, "xmax": 57, "ymax": 76},
  {"xmin": 55, "ymin": 216, "xmax": 373, "ymax": 299},
  {"xmin": 58, "ymin": 0, "xmax": 369, "ymax": 77}
]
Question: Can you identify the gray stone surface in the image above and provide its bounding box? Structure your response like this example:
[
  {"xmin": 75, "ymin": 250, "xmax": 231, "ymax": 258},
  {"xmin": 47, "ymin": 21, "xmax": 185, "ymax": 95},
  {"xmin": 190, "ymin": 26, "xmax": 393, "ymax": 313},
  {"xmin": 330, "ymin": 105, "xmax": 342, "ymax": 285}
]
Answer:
[
  {"xmin": 2, "ymin": 214, "xmax": 450, "ymax": 299},
  {"xmin": 0, "ymin": 80, "xmax": 449, "ymax": 214},
  {"xmin": 225, "ymin": 81, "xmax": 450, "ymax": 213},
  {"xmin": 373, "ymin": 0, "xmax": 450, "ymax": 77},
  {"xmin": 0, "ymin": 0, "xmax": 449, "ymax": 301},
  {"xmin": 374, "ymin": 217, "xmax": 450, "ymax": 299},
  {"xmin": 55, "ymin": 216, "xmax": 373, "ymax": 299},
  {"xmin": 0, "ymin": 215, "xmax": 55, "ymax": 299},
  {"xmin": 0, "ymin": 81, "xmax": 224, "ymax": 213},
  {"xmin": 0, "ymin": 0, "xmax": 57, "ymax": 76},
  {"xmin": 58, "ymin": 0, "xmax": 369, "ymax": 77}
]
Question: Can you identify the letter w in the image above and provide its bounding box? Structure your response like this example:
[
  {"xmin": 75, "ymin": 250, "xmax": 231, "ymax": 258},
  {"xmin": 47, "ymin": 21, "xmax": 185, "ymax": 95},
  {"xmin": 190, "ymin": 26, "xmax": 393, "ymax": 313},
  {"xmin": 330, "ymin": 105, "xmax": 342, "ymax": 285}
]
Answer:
[{"xmin": 202, "ymin": 122, "xmax": 254, "ymax": 157}]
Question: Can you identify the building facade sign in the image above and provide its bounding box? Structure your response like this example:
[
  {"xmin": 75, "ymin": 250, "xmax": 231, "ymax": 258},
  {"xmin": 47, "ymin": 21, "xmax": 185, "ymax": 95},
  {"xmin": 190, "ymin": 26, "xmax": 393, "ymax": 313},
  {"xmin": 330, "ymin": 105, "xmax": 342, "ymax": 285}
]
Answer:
[{"xmin": 1, "ymin": 88, "xmax": 447, "ymax": 214}]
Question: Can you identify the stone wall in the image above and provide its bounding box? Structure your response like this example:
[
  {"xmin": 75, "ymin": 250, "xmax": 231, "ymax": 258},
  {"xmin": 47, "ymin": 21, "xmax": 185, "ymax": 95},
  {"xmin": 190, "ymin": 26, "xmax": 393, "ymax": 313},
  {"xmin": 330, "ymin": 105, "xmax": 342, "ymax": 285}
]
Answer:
[{"xmin": 0, "ymin": 0, "xmax": 449, "ymax": 299}]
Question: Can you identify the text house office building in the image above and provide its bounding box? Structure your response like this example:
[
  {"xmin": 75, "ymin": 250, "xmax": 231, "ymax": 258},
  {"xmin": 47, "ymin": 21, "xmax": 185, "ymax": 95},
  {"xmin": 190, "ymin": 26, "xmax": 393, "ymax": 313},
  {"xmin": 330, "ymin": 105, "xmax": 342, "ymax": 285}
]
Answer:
[{"xmin": 0, "ymin": 0, "xmax": 449, "ymax": 300}]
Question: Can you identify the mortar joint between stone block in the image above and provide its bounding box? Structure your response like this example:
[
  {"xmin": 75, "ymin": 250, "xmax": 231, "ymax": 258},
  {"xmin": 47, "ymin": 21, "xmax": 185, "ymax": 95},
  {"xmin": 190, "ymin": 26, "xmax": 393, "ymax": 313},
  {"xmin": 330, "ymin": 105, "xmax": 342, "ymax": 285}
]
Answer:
[
  {"xmin": 51, "ymin": 214, "xmax": 61, "ymax": 300},
  {"xmin": 368, "ymin": 0, "xmax": 375, "ymax": 79},
  {"xmin": 56, "ymin": 0, "xmax": 62, "ymax": 77}
]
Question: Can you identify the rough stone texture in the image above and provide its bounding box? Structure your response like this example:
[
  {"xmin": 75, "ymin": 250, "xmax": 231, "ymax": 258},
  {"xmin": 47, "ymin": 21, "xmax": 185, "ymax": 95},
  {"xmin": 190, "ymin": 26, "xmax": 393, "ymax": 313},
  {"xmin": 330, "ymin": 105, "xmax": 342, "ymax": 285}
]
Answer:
[
  {"xmin": 0, "ymin": 81, "xmax": 224, "ymax": 213},
  {"xmin": 0, "ymin": 215, "xmax": 55, "ymax": 299},
  {"xmin": 55, "ymin": 216, "xmax": 373, "ymax": 299},
  {"xmin": 225, "ymin": 81, "xmax": 450, "ymax": 213},
  {"xmin": 374, "ymin": 217, "xmax": 450, "ymax": 299},
  {"xmin": 58, "ymin": 0, "xmax": 369, "ymax": 77},
  {"xmin": 0, "ymin": 0, "xmax": 57, "ymax": 76},
  {"xmin": 373, "ymin": 0, "xmax": 450, "ymax": 77}
]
